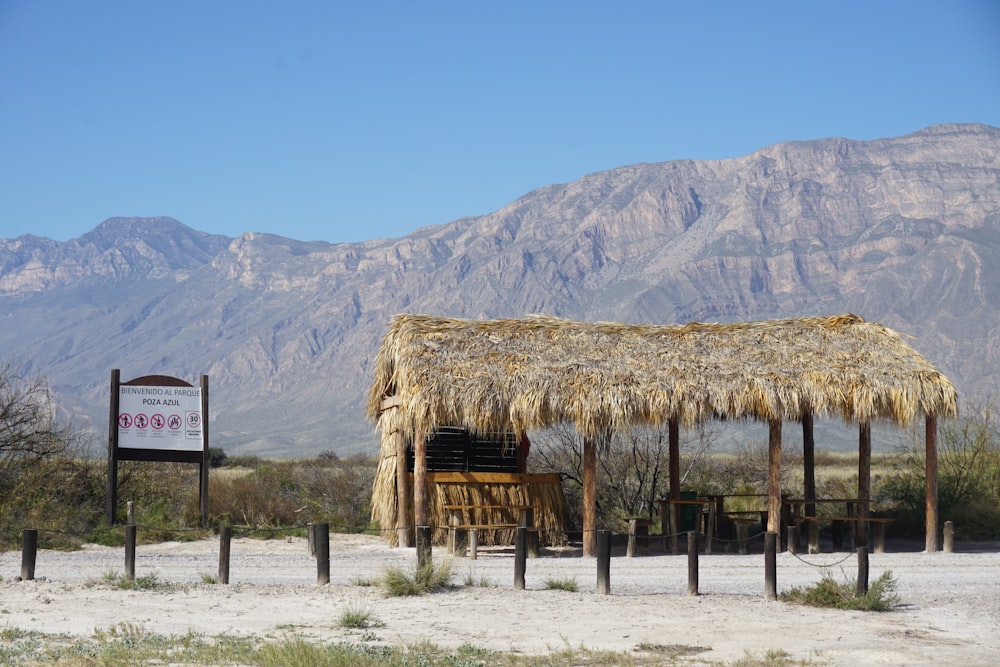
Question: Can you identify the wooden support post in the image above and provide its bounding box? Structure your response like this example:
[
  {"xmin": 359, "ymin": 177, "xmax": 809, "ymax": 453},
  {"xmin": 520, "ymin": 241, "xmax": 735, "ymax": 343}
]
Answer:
[
  {"xmin": 808, "ymin": 520, "xmax": 820, "ymax": 555},
  {"xmin": 803, "ymin": 413, "xmax": 820, "ymax": 556},
  {"xmin": 858, "ymin": 422, "xmax": 871, "ymax": 549},
  {"xmin": 447, "ymin": 510, "xmax": 462, "ymax": 555},
  {"xmin": 925, "ymin": 415, "xmax": 939, "ymax": 552},
  {"xmin": 764, "ymin": 531, "xmax": 777, "ymax": 601},
  {"xmin": 767, "ymin": 420, "xmax": 782, "ymax": 536},
  {"xmin": 126, "ymin": 501, "xmax": 134, "ymax": 526},
  {"xmin": 218, "ymin": 525, "xmax": 231, "ymax": 584},
  {"xmin": 856, "ymin": 546, "xmax": 869, "ymax": 596},
  {"xmin": 627, "ymin": 519, "xmax": 638, "ymax": 558},
  {"xmin": 659, "ymin": 500, "xmax": 669, "ymax": 552},
  {"xmin": 469, "ymin": 528, "xmax": 479, "ymax": 560},
  {"xmin": 596, "ymin": 529, "xmax": 611, "ymax": 595},
  {"xmin": 736, "ymin": 521, "xmax": 750, "ymax": 555},
  {"xmin": 307, "ymin": 522, "xmax": 316, "ymax": 556},
  {"xmin": 20, "ymin": 529, "xmax": 38, "ymax": 581},
  {"xmin": 413, "ymin": 432, "xmax": 428, "ymax": 534},
  {"xmin": 943, "ymin": 520, "xmax": 954, "ymax": 553},
  {"xmin": 583, "ymin": 437, "xmax": 597, "ymax": 557},
  {"xmin": 522, "ymin": 507, "xmax": 538, "ymax": 558},
  {"xmin": 687, "ymin": 531, "xmax": 699, "ymax": 596},
  {"xmin": 514, "ymin": 526, "xmax": 526, "ymax": 591},
  {"xmin": 705, "ymin": 504, "xmax": 716, "ymax": 555},
  {"xmin": 669, "ymin": 504, "xmax": 679, "ymax": 554},
  {"xmin": 416, "ymin": 526, "xmax": 431, "ymax": 568},
  {"xmin": 802, "ymin": 412, "xmax": 817, "ymax": 523},
  {"xmin": 393, "ymin": 429, "xmax": 413, "ymax": 548},
  {"xmin": 874, "ymin": 522, "xmax": 887, "ymax": 554},
  {"xmin": 315, "ymin": 522, "xmax": 330, "ymax": 585},
  {"xmin": 668, "ymin": 417, "xmax": 680, "ymax": 555},
  {"xmin": 787, "ymin": 525, "xmax": 798, "ymax": 555},
  {"xmin": 125, "ymin": 524, "xmax": 136, "ymax": 580}
]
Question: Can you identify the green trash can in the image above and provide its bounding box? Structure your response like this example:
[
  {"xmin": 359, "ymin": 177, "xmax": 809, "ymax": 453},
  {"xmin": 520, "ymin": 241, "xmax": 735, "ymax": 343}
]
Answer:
[{"xmin": 679, "ymin": 491, "xmax": 698, "ymax": 532}]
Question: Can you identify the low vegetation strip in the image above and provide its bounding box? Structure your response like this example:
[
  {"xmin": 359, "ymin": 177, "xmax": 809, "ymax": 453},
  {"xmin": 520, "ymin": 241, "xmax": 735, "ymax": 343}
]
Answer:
[{"xmin": 0, "ymin": 626, "xmax": 816, "ymax": 666}]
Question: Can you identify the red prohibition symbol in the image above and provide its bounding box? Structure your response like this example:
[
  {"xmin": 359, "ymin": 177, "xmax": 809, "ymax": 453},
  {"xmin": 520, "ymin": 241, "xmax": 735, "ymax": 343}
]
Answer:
[
  {"xmin": 134, "ymin": 413, "xmax": 149, "ymax": 429},
  {"xmin": 118, "ymin": 413, "xmax": 133, "ymax": 428},
  {"xmin": 151, "ymin": 414, "xmax": 165, "ymax": 430},
  {"xmin": 167, "ymin": 414, "xmax": 182, "ymax": 430}
]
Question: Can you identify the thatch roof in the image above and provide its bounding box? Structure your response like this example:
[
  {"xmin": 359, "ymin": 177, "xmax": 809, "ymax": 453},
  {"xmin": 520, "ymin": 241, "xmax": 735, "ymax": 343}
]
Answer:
[{"xmin": 367, "ymin": 313, "xmax": 957, "ymax": 440}]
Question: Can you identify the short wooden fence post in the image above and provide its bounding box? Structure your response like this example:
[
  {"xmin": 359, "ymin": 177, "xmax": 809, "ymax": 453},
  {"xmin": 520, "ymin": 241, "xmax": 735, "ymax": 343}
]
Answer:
[
  {"xmin": 596, "ymin": 529, "xmax": 611, "ymax": 595},
  {"xmin": 687, "ymin": 531, "xmax": 699, "ymax": 596},
  {"xmin": 125, "ymin": 524, "xmax": 137, "ymax": 580},
  {"xmin": 20, "ymin": 529, "xmax": 38, "ymax": 581},
  {"xmin": 523, "ymin": 508, "xmax": 539, "ymax": 558},
  {"xmin": 874, "ymin": 522, "xmax": 887, "ymax": 554},
  {"xmin": 764, "ymin": 531, "xmax": 777, "ymax": 600},
  {"xmin": 626, "ymin": 519, "xmax": 640, "ymax": 558},
  {"xmin": 807, "ymin": 520, "xmax": 820, "ymax": 555},
  {"xmin": 856, "ymin": 546, "xmax": 869, "ymax": 595},
  {"xmin": 787, "ymin": 525, "xmax": 798, "ymax": 555},
  {"xmin": 315, "ymin": 522, "xmax": 330, "ymax": 585},
  {"xmin": 514, "ymin": 526, "xmax": 526, "ymax": 591},
  {"xmin": 218, "ymin": 525, "xmax": 232, "ymax": 584},
  {"xmin": 943, "ymin": 520, "xmax": 954, "ymax": 553},
  {"xmin": 469, "ymin": 528, "xmax": 479, "ymax": 560},
  {"xmin": 307, "ymin": 523, "xmax": 316, "ymax": 556}
]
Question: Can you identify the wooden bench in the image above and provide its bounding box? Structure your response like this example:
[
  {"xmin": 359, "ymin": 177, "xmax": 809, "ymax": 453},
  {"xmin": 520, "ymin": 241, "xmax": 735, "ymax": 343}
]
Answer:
[
  {"xmin": 443, "ymin": 504, "xmax": 537, "ymax": 559},
  {"xmin": 798, "ymin": 516, "xmax": 894, "ymax": 553}
]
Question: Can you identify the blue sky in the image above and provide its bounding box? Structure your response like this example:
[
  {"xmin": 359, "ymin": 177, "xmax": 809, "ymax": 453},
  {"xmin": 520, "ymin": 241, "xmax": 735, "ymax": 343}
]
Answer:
[{"xmin": 1, "ymin": 1, "xmax": 998, "ymax": 244}]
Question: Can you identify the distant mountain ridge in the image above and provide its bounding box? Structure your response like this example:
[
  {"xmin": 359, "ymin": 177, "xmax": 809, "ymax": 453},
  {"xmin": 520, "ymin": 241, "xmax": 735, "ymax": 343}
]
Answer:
[{"xmin": 1, "ymin": 123, "xmax": 998, "ymax": 456}]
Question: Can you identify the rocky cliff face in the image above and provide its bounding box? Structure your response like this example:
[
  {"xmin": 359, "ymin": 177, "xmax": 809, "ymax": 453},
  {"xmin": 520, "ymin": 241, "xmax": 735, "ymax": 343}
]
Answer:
[{"xmin": 1, "ymin": 124, "xmax": 998, "ymax": 456}]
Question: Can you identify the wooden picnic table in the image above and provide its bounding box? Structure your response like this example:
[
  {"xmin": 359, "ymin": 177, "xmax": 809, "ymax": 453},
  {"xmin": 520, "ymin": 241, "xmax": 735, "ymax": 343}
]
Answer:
[
  {"xmin": 442, "ymin": 504, "xmax": 538, "ymax": 558},
  {"xmin": 656, "ymin": 497, "xmax": 717, "ymax": 554}
]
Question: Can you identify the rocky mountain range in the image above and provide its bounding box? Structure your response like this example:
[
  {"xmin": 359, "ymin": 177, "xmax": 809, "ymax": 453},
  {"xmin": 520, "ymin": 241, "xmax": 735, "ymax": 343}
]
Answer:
[{"xmin": 1, "ymin": 123, "xmax": 998, "ymax": 457}]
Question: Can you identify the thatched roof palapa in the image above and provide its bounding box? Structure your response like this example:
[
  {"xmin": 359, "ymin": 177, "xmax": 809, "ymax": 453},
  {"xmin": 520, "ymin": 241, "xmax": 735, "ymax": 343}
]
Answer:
[{"xmin": 368, "ymin": 313, "xmax": 958, "ymax": 439}]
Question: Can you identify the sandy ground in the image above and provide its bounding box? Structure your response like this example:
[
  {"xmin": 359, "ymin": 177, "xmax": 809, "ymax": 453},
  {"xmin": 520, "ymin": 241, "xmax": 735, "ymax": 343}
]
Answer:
[{"xmin": 2, "ymin": 533, "xmax": 999, "ymax": 665}]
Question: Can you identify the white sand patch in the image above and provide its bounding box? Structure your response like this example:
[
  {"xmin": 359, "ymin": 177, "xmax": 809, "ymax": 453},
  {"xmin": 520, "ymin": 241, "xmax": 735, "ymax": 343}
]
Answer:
[{"xmin": 2, "ymin": 534, "xmax": 998, "ymax": 665}]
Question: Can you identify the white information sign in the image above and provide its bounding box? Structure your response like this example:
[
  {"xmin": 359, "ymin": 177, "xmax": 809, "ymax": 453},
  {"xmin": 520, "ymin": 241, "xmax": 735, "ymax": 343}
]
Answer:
[{"xmin": 117, "ymin": 385, "xmax": 204, "ymax": 451}]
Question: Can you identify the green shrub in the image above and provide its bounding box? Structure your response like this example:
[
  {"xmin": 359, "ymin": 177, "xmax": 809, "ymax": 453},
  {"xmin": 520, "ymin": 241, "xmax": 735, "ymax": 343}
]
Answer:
[
  {"xmin": 462, "ymin": 569, "xmax": 495, "ymax": 588},
  {"xmin": 877, "ymin": 402, "xmax": 1000, "ymax": 540},
  {"xmin": 543, "ymin": 576, "xmax": 578, "ymax": 591},
  {"xmin": 379, "ymin": 560, "xmax": 454, "ymax": 596},
  {"xmin": 781, "ymin": 570, "xmax": 900, "ymax": 611},
  {"xmin": 337, "ymin": 602, "xmax": 383, "ymax": 629}
]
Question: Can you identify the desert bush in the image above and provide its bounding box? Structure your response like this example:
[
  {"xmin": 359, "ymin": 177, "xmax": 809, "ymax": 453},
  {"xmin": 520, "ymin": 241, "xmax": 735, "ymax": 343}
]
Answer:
[
  {"xmin": 781, "ymin": 570, "xmax": 900, "ymax": 611},
  {"xmin": 462, "ymin": 569, "xmax": 495, "ymax": 588},
  {"xmin": 543, "ymin": 576, "xmax": 578, "ymax": 591},
  {"xmin": 337, "ymin": 602, "xmax": 383, "ymax": 629},
  {"xmin": 203, "ymin": 455, "xmax": 375, "ymax": 531},
  {"xmin": 0, "ymin": 360, "xmax": 105, "ymax": 548},
  {"xmin": 379, "ymin": 559, "xmax": 454, "ymax": 596}
]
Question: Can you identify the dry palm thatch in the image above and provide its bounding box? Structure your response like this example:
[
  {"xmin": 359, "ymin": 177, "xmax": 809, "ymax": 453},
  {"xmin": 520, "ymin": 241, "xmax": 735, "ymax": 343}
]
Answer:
[{"xmin": 368, "ymin": 312, "xmax": 957, "ymax": 439}]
